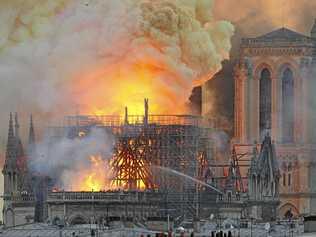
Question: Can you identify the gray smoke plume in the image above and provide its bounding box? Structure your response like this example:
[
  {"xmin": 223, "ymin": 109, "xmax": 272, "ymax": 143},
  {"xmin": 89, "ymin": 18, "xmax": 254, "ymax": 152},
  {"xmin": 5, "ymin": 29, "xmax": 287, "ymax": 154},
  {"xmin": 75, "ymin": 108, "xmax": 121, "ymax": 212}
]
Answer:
[{"xmin": 29, "ymin": 128, "xmax": 114, "ymax": 190}]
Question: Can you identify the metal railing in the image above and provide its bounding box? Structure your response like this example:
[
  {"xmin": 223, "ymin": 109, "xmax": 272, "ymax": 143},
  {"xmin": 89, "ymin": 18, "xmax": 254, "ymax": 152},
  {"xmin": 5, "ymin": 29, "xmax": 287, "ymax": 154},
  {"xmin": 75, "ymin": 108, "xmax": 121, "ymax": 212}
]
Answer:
[{"xmin": 63, "ymin": 114, "xmax": 205, "ymax": 127}]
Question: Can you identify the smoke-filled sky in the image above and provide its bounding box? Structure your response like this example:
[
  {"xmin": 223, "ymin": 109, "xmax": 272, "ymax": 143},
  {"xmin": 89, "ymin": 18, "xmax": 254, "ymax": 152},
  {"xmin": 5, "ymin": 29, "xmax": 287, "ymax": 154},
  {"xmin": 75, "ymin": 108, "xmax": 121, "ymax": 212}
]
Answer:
[
  {"xmin": 0, "ymin": 0, "xmax": 233, "ymax": 120},
  {"xmin": 1, "ymin": 0, "xmax": 315, "ymax": 142},
  {"xmin": 0, "ymin": 0, "xmax": 236, "ymax": 161},
  {"xmin": 214, "ymin": 0, "xmax": 316, "ymax": 36}
]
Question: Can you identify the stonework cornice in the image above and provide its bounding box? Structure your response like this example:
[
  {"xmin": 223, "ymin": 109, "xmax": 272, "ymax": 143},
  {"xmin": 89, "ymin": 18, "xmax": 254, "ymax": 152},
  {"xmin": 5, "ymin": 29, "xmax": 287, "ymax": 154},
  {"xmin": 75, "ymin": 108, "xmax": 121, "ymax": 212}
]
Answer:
[
  {"xmin": 241, "ymin": 46, "xmax": 314, "ymax": 57},
  {"xmin": 241, "ymin": 37, "xmax": 315, "ymax": 47}
]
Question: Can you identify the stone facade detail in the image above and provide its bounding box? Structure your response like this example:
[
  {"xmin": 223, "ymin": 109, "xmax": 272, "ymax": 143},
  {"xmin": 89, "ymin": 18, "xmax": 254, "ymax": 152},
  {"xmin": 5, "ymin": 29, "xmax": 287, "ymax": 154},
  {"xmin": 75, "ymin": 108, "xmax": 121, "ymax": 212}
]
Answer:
[
  {"xmin": 2, "ymin": 114, "xmax": 35, "ymax": 227},
  {"xmin": 234, "ymin": 25, "xmax": 316, "ymax": 217}
]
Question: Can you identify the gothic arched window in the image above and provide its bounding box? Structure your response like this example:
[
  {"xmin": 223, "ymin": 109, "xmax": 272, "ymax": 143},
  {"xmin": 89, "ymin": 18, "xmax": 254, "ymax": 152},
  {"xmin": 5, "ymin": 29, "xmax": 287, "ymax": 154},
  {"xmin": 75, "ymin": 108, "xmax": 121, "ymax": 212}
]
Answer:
[
  {"xmin": 283, "ymin": 173, "xmax": 286, "ymax": 186},
  {"xmin": 259, "ymin": 68, "xmax": 272, "ymax": 139},
  {"xmin": 281, "ymin": 68, "xmax": 294, "ymax": 143}
]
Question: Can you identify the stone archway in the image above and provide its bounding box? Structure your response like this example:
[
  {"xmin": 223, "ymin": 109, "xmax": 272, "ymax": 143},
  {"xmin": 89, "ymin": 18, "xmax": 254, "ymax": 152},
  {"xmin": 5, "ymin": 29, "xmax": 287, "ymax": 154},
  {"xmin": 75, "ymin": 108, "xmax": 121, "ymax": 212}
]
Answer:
[
  {"xmin": 278, "ymin": 203, "xmax": 299, "ymax": 218},
  {"xmin": 52, "ymin": 216, "xmax": 62, "ymax": 226},
  {"xmin": 5, "ymin": 208, "xmax": 14, "ymax": 227}
]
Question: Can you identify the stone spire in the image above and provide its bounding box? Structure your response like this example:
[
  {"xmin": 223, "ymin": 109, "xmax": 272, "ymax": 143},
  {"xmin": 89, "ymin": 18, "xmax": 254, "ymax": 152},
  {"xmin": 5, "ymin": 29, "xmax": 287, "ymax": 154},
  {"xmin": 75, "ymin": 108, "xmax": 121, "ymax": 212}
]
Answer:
[
  {"xmin": 14, "ymin": 113, "xmax": 24, "ymax": 159},
  {"xmin": 14, "ymin": 112, "xmax": 19, "ymax": 139},
  {"xmin": 27, "ymin": 114, "xmax": 36, "ymax": 158},
  {"xmin": 144, "ymin": 98, "xmax": 149, "ymax": 125},
  {"xmin": 249, "ymin": 142, "xmax": 258, "ymax": 173},
  {"xmin": 28, "ymin": 115, "xmax": 35, "ymax": 145},
  {"xmin": 4, "ymin": 113, "xmax": 16, "ymax": 169},
  {"xmin": 3, "ymin": 113, "xmax": 17, "ymax": 195},
  {"xmin": 311, "ymin": 19, "xmax": 316, "ymax": 38}
]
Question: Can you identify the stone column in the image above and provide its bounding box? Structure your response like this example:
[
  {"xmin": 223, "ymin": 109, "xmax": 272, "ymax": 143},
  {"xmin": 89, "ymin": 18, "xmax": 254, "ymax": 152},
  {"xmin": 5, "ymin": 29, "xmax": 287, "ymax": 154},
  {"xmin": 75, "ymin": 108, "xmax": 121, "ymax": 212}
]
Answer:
[
  {"xmin": 248, "ymin": 175, "xmax": 252, "ymax": 198},
  {"xmin": 300, "ymin": 59, "xmax": 312, "ymax": 143},
  {"xmin": 275, "ymin": 70, "xmax": 282, "ymax": 143},
  {"xmin": 248, "ymin": 69, "xmax": 256, "ymax": 142},
  {"xmin": 294, "ymin": 70, "xmax": 303, "ymax": 144},
  {"xmin": 48, "ymin": 204, "xmax": 51, "ymax": 223},
  {"xmin": 253, "ymin": 73, "xmax": 260, "ymax": 142},
  {"xmin": 271, "ymin": 72, "xmax": 278, "ymax": 142},
  {"xmin": 234, "ymin": 63, "xmax": 248, "ymax": 143}
]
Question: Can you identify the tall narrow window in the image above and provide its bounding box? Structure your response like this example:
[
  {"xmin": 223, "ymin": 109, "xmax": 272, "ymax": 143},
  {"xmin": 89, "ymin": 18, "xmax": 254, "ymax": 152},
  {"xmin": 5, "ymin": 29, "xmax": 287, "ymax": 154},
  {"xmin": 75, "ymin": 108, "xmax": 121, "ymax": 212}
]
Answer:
[
  {"xmin": 282, "ymin": 68, "xmax": 294, "ymax": 143},
  {"xmin": 260, "ymin": 68, "xmax": 272, "ymax": 139},
  {"xmin": 288, "ymin": 173, "xmax": 291, "ymax": 186}
]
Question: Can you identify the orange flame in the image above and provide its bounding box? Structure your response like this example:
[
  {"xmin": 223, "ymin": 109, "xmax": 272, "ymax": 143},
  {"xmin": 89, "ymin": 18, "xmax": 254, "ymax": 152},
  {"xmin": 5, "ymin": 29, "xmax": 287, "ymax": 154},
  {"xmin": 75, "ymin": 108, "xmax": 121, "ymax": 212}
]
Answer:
[
  {"xmin": 68, "ymin": 56, "xmax": 189, "ymax": 116},
  {"xmin": 72, "ymin": 155, "xmax": 110, "ymax": 191}
]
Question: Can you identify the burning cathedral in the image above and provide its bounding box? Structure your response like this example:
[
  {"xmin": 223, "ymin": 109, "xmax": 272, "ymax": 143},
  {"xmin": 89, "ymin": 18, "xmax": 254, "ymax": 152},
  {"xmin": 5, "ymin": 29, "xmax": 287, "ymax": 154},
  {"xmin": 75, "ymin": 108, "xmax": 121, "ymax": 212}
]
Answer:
[
  {"xmin": 2, "ymin": 102, "xmax": 280, "ymax": 229},
  {"xmin": 3, "ymin": 19, "xmax": 316, "ymax": 231}
]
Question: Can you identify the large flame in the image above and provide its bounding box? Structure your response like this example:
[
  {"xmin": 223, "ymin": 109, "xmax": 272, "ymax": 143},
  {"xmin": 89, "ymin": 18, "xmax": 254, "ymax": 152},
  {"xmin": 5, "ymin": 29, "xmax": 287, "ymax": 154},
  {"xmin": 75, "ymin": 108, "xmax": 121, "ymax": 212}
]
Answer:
[
  {"xmin": 72, "ymin": 155, "xmax": 110, "ymax": 191},
  {"xmin": 71, "ymin": 55, "xmax": 187, "ymax": 116}
]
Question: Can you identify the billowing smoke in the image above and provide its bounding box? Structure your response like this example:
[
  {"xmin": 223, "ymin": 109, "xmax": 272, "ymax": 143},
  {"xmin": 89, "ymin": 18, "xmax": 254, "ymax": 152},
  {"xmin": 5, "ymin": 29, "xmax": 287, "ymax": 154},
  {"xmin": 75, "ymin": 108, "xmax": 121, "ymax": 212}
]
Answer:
[
  {"xmin": 0, "ymin": 0, "xmax": 234, "ymax": 213},
  {"xmin": 29, "ymin": 128, "xmax": 114, "ymax": 190},
  {"xmin": 0, "ymin": 0, "xmax": 234, "ymax": 121}
]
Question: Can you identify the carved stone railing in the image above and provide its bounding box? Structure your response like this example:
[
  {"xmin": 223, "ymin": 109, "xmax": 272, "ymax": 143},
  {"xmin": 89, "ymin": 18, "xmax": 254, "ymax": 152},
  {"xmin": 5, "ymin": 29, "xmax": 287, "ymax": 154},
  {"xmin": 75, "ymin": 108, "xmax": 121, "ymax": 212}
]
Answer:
[
  {"xmin": 241, "ymin": 37, "xmax": 315, "ymax": 46},
  {"xmin": 47, "ymin": 191, "xmax": 164, "ymax": 203},
  {"xmin": 2, "ymin": 194, "xmax": 35, "ymax": 202}
]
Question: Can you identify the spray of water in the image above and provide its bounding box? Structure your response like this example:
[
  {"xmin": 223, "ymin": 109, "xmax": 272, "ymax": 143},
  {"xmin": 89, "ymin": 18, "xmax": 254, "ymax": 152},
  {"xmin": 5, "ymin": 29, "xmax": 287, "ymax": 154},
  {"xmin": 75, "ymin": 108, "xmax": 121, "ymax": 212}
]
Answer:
[{"xmin": 154, "ymin": 165, "xmax": 223, "ymax": 194}]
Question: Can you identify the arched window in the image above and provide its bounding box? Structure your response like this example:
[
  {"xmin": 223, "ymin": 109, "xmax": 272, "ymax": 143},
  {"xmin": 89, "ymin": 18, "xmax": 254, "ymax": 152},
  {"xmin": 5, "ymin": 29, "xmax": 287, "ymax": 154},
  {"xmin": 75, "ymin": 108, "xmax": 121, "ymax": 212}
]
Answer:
[
  {"xmin": 5, "ymin": 209, "xmax": 14, "ymax": 227},
  {"xmin": 288, "ymin": 162, "xmax": 292, "ymax": 187},
  {"xmin": 281, "ymin": 68, "xmax": 294, "ymax": 142},
  {"xmin": 288, "ymin": 173, "xmax": 292, "ymax": 186},
  {"xmin": 260, "ymin": 68, "xmax": 272, "ymax": 139}
]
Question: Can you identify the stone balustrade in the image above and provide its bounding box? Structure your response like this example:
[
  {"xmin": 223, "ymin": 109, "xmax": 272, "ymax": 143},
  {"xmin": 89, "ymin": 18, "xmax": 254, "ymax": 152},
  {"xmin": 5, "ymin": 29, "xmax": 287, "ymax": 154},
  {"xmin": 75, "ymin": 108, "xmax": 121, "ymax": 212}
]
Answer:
[{"xmin": 47, "ymin": 191, "xmax": 164, "ymax": 203}]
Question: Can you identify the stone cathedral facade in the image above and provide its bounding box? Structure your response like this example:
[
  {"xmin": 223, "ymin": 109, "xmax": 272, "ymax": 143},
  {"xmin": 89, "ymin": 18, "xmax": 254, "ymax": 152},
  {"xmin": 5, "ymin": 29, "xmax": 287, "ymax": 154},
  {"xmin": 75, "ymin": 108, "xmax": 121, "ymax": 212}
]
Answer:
[{"xmin": 234, "ymin": 20, "xmax": 316, "ymax": 217}]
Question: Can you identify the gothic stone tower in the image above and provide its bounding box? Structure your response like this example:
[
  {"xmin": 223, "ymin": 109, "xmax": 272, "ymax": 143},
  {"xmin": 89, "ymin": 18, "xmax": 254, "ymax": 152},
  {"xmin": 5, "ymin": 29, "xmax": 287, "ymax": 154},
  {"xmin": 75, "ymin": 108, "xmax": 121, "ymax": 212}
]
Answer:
[
  {"xmin": 234, "ymin": 21, "xmax": 316, "ymax": 217},
  {"xmin": 2, "ymin": 114, "xmax": 36, "ymax": 226}
]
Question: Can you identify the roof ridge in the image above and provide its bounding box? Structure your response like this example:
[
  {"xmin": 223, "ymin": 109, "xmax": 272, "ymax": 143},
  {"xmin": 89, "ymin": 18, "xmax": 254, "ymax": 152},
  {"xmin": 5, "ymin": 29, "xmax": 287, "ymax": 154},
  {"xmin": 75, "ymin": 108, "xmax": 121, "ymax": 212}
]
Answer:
[{"xmin": 255, "ymin": 27, "xmax": 309, "ymax": 40}]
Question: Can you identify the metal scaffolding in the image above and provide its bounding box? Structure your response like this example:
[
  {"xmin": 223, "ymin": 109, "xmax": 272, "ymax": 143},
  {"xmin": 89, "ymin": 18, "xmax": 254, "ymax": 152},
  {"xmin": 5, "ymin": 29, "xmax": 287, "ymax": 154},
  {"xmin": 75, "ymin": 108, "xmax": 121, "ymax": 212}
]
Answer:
[{"xmin": 48, "ymin": 99, "xmax": 214, "ymax": 218}]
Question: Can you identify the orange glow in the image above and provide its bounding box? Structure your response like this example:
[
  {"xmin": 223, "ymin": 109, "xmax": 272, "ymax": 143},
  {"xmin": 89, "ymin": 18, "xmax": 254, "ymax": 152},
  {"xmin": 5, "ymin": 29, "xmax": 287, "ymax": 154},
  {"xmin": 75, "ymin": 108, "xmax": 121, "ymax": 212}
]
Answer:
[
  {"xmin": 64, "ymin": 49, "xmax": 197, "ymax": 192},
  {"xmin": 83, "ymin": 156, "xmax": 104, "ymax": 191},
  {"xmin": 138, "ymin": 180, "xmax": 146, "ymax": 190},
  {"xmin": 72, "ymin": 155, "xmax": 110, "ymax": 191},
  {"xmin": 69, "ymin": 55, "xmax": 189, "ymax": 116}
]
